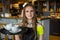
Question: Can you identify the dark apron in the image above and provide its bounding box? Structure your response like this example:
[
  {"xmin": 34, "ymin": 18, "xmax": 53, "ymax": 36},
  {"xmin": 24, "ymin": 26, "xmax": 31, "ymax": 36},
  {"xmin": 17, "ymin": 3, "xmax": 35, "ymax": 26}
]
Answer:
[{"xmin": 22, "ymin": 28, "xmax": 35, "ymax": 40}]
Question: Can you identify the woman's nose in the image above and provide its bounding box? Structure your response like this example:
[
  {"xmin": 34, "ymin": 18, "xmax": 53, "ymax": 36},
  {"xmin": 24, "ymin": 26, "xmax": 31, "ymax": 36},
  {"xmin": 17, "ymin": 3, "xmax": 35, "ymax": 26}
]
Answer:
[{"xmin": 29, "ymin": 11, "xmax": 31, "ymax": 14}]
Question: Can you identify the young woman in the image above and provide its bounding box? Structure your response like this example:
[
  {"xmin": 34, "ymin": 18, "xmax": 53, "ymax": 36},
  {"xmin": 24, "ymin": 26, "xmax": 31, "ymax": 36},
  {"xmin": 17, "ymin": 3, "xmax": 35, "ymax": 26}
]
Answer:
[{"xmin": 15, "ymin": 4, "xmax": 44, "ymax": 40}]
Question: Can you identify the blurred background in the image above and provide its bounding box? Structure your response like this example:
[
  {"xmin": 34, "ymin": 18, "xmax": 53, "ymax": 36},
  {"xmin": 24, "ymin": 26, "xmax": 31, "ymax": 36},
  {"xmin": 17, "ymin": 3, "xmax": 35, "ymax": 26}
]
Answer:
[{"xmin": 0, "ymin": 0, "xmax": 60, "ymax": 40}]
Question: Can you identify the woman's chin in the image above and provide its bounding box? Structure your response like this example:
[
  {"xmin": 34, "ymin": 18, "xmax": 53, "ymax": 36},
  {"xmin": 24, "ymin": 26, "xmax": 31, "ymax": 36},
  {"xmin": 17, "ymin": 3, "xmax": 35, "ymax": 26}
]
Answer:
[{"xmin": 27, "ymin": 17, "xmax": 32, "ymax": 19}]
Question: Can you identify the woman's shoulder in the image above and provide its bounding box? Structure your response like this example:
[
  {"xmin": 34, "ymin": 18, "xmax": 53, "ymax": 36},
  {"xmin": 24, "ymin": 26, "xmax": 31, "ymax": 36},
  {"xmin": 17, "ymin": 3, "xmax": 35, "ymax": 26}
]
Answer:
[
  {"xmin": 37, "ymin": 23, "xmax": 44, "ymax": 35},
  {"xmin": 37, "ymin": 23, "xmax": 43, "ymax": 27}
]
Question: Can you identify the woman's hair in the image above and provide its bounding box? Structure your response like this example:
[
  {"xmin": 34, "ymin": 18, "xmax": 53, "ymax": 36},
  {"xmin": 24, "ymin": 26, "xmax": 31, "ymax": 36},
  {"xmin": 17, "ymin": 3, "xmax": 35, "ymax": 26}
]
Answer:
[
  {"xmin": 22, "ymin": 4, "xmax": 37, "ymax": 39},
  {"xmin": 22, "ymin": 4, "xmax": 37, "ymax": 28}
]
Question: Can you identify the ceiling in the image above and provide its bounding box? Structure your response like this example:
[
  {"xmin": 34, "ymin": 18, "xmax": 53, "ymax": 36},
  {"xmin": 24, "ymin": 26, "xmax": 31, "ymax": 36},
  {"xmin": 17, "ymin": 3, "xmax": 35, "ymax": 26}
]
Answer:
[
  {"xmin": 0, "ymin": 0, "xmax": 28, "ymax": 4},
  {"xmin": 1, "ymin": 0, "xmax": 60, "ymax": 4},
  {"xmin": 10, "ymin": 0, "xmax": 28, "ymax": 4},
  {"xmin": 10, "ymin": 0, "xmax": 47, "ymax": 4}
]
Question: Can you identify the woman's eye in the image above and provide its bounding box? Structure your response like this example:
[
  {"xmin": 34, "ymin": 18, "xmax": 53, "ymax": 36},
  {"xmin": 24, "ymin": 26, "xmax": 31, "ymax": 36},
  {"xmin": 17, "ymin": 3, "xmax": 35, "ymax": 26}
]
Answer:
[
  {"xmin": 26, "ymin": 11, "xmax": 29, "ymax": 12},
  {"xmin": 31, "ymin": 10, "xmax": 34, "ymax": 12},
  {"xmin": 25, "ymin": 10, "xmax": 34, "ymax": 12}
]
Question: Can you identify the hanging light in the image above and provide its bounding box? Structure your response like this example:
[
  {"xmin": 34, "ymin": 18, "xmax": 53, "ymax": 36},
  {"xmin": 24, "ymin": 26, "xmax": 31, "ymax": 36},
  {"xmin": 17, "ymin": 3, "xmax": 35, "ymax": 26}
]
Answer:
[{"xmin": 23, "ymin": 2, "xmax": 28, "ymax": 7}]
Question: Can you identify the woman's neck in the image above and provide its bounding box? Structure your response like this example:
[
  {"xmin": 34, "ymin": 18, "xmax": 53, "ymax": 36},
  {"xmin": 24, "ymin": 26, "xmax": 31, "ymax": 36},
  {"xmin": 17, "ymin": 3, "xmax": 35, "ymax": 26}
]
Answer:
[
  {"xmin": 27, "ymin": 19, "xmax": 33, "ymax": 28},
  {"xmin": 27, "ymin": 19, "xmax": 33, "ymax": 24}
]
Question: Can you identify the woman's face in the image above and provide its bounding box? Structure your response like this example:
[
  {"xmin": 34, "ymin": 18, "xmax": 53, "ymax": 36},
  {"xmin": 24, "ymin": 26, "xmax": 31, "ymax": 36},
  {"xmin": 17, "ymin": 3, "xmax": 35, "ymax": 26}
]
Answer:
[{"xmin": 25, "ymin": 6, "xmax": 34, "ymax": 19}]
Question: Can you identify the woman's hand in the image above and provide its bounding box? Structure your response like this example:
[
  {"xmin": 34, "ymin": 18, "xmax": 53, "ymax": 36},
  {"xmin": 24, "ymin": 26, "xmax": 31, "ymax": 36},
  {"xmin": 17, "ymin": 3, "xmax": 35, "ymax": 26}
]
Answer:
[{"xmin": 0, "ymin": 25, "xmax": 5, "ymax": 30}]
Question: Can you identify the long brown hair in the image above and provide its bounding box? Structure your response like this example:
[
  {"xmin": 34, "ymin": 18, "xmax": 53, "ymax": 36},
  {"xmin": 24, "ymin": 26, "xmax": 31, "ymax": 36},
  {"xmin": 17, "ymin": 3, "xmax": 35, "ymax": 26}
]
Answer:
[
  {"xmin": 22, "ymin": 4, "xmax": 37, "ymax": 30},
  {"xmin": 22, "ymin": 4, "xmax": 37, "ymax": 39}
]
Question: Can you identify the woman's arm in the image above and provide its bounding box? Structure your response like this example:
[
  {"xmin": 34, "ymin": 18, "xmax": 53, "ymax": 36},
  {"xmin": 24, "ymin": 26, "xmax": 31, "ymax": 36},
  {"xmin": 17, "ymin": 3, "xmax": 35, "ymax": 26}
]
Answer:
[
  {"xmin": 15, "ymin": 23, "xmax": 23, "ymax": 40},
  {"xmin": 37, "ymin": 23, "xmax": 44, "ymax": 40},
  {"xmin": 38, "ymin": 35, "xmax": 44, "ymax": 40},
  {"xmin": 15, "ymin": 35, "xmax": 21, "ymax": 40}
]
